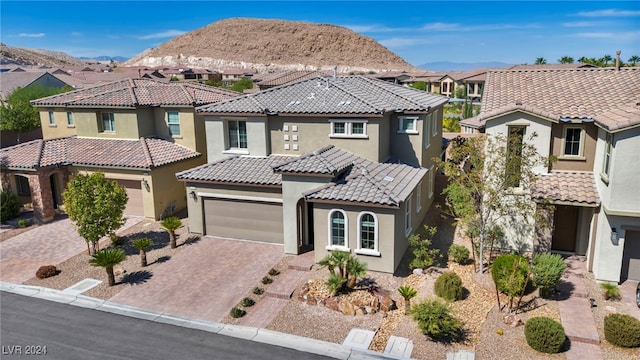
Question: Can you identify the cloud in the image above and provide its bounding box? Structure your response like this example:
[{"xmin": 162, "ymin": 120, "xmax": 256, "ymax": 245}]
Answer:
[
  {"xmin": 421, "ymin": 22, "xmax": 460, "ymax": 31},
  {"xmin": 576, "ymin": 9, "xmax": 640, "ymax": 17},
  {"xmin": 571, "ymin": 31, "xmax": 640, "ymax": 40},
  {"xmin": 562, "ymin": 21, "xmax": 599, "ymax": 28},
  {"xmin": 573, "ymin": 32, "xmax": 615, "ymax": 38},
  {"xmin": 420, "ymin": 22, "xmax": 539, "ymax": 32},
  {"xmin": 379, "ymin": 37, "xmax": 434, "ymax": 48},
  {"xmin": 136, "ymin": 30, "xmax": 186, "ymax": 40},
  {"xmin": 14, "ymin": 33, "xmax": 45, "ymax": 38},
  {"xmin": 344, "ymin": 24, "xmax": 404, "ymax": 33}
]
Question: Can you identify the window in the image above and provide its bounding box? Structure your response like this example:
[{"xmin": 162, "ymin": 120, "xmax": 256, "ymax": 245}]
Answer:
[
  {"xmin": 399, "ymin": 116, "xmax": 418, "ymax": 134},
  {"xmin": 328, "ymin": 210, "xmax": 348, "ymax": 249},
  {"xmin": 48, "ymin": 111, "xmax": 55, "ymax": 125},
  {"xmin": 432, "ymin": 110, "xmax": 438, "ymax": 136},
  {"xmin": 424, "ymin": 115, "xmax": 431, "ymax": 148},
  {"xmin": 405, "ymin": 197, "xmax": 412, "ymax": 236},
  {"xmin": 356, "ymin": 212, "xmax": 380, "ymax": 256},
  {"xmin": 330, "ymin": 119, "xmax": 367, "ymax": 137},
  {"xmin": 167, "ymin": 111, "xmax": 181, "ymax": 136},
  {"xmin": 563, "ymin": 127, "xmax": 583, "ymax": 156},
  {"xmin": 100, "ymin": 112, "xmax": 115, "ymax": 132},
  {"xmin": 429, "ymin": 165, "xmax": 434, "ymax": 198},
  {"xmin": 15, "ymin": 175, "xmax": 30, "ymax": 196},
  {"xmin": 602, "ymin": 132, "xmax": 613, "ymax": 178},
  {"xmin": 416, "ymin": 181, "xmax": 422, "ymax": 213},
  {"xmin": 228, "ymin": 120, "xmax": 247, "ymax": 149},
  {"xmin": 66, "ymin": 112, "xmax": 74, "ymax": 126},
  {"xmin": 506, "ymin": 126, "xmax": 525, "ymax": 188}
]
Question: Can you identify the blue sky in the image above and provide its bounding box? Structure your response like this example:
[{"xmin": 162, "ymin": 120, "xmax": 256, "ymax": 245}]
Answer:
[{"xmin": 1, "ymin": 1, "xmax": 639, "ymax": 66}]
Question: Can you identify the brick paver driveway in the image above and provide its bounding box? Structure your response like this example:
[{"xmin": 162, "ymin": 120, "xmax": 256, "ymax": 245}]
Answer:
[
  {"xmin": 0, "ymin": 215, "xmax": 143, "ymax": 283},
  {"xmin": 109, "ymin": 237, "xmax": 284, "ymax": 323}
]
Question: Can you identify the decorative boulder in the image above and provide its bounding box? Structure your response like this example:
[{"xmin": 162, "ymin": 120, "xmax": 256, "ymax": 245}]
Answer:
[{"xmin": 338, "ymin": 298, "xmax": 357, "ymax": 316}]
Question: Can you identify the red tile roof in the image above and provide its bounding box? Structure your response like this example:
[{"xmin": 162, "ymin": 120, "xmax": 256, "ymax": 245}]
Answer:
[{"xmin": 531, "ymin": 171, "xmax": 600, "ymax": 206}]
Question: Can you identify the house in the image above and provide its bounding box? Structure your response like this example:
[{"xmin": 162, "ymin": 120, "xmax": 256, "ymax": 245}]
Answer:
[
  {"xmin": 221, "ymin": 68, "xmax": 257, "ymax": 86},
  {"xmin": 254, "ymin": 70, "xmax": 329, "ymax": 91},
  {"xmin": 176, "ymin": 75, "xmax": 449, "ymax": 273},
  {"xmin": 0, "ymin": 71, "xmax": 71, "ymax": 101},
  {"xmin": 0, "ymin": 78, "xmax": 240, "ymax": 222},
  {"xmin": 477, "ymin": 66, "xmax": 640, "ymax": 283}
]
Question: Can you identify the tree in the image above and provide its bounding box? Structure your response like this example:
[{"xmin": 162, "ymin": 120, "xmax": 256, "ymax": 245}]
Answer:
[
  {"xmin": 62, "ymin": 172, "xmax": 128, "ymax": 255},
  {"xmin": 436, "ymin": 134, "xmax": 552, "ymax": 274},
  {"xmin": 318, "ymin": 250, "xmax": 368, "ymax": 294},
  {"xmin": 160, "ymin": 216, "xmax": 182, "ymax": 249},
  {"xmin": 628, "ymin": 55, "xmax": 640, "ymax": 66},
  {"xmin": 410, "ymin": 81, "xmax": 427, "ymax": 91},
  {"xmin": 454, "ymin": 86, "xmax": 466, "ymax": 99},
  {"xmin": 534, "ymin": 57, "xmax": 547, "ymax": 65},
  {"xmin": 558, "ymin": 56, "xmax": 574, "ymax": 64},
  {"xmin": 89, "ymin": 248, "xmax": 126, "ymax": 286},
  {"xmin": 408, "ymin": 226, "xmax": 441, "ymax": 270},
  {"xmin": 132, "ymin": 237, "xmax": 153, "ymax": 267},
  {"xmin": 0, "ymin": 85, "xmax": 73, "ymax": 143},
  {"xmin": 601, "ymin": 54, "xmax": 613, "ymax": 66},
  {"xmin": 443, "ymin": 117, "xmax": 461, "ymax": 132},
  {"xmin": 230, "ymin": 77, "xmax": 253, "ymax": 93},
  {"xmin": 577, "ymin": 56, "xmax": 588, "ymax": 64},
  {"xmin": 462, "ymin": 100, "xmax": 473, "ymax": 119}
]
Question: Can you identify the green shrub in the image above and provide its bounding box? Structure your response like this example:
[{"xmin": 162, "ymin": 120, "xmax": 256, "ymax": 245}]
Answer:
[
  {"xmin": 604, "ymin": 314, "xmax": 640, "ymax": 348},
  {"xmin": 491, "ymin": 254, "xmax": 530, "ymax": 310},
  {"xmin": 448, "ymin": 244, "xmax": 470, "ymax": 264},
  {"xmin": 268, "ymin": 268, "xmax": 280, "ymax": 276},
  {"xmin": 434, "ymin": 272, "xmax": 463, "ymax": 301},
  {"xmin": 17, "ymin": 219, "xmax": 30, "ymax": 228},
  {"xmin": 524, "ymin": 317, "xmax": 566, "ymax": 353},
  {"xmin": 531, "ymin": 253, "xmax": 566, "ymax": 298},
  {"xmin": 0, "ymin": 190, "xmax": 20, "ymax": 223},
  {"xmin": 261, "ymin": 276, "xmax": 273, "ymax": 285},
  {"xmin": 600, "ymin": 282, "xmax": 621, "ymax": 300},
  {"xmin": 230, "ymin": 307, "xmax": 246, "ymax": 318},
  {"xmin": 252, "ymin": 287, "xmax": 264, "ymax": 295},
  {"xmin": 409, "ymin": 298, "xmax": 463, "ymax": 342},
  {"xmin": 241, "ymin": 297, "xmax": 255, "ymax": 307},
  {"xmin": 409, "ymin": 226, "xmax": 441, "ymax": 270},
  {"xmin": 327, "ymin": 273, "xmax": 347, "ymax": 296}
]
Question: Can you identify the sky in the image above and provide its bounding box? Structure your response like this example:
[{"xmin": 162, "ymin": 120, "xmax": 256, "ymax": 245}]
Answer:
[{"xmin": 1, "ymin": 1, "xmax": 639, "ymax": 67}]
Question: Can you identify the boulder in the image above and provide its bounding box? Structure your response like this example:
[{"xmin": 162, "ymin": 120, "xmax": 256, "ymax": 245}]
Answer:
[
  {"xmin": 355, "ymin": 307, "xmax": 366, "ymax": 316},
  {"xmin": 324, "ymin": 297, "xmax": 339, "ymax": 312},
  {"xmin": 413, "ymin": 268, "xmax": 424, "ymax": 275},
  {"xmin": 338, "ymin": 299, "xmax": 357, "ymax": 316}
]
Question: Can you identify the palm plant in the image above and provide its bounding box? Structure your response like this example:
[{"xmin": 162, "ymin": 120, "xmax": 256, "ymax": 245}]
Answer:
[
  {"xmin": 319, "ymin": 250, "xmax": 368, "ymax": 292},
  {"xmin": 398, "ymin": 285, "xmax": 418, "ymax": 315},
  {"xmin": 628, "ymin": 55, "xmax": 640, "ymax": 66},
  {"xmin": 601, "ymin": 54, "xmax": 613, "ymax": 66},
  {"xmin": 89, "ymin": 248, "xmax": 126, "ymax": 286},
  {"xmin": 160, "ymin": 216, "xmax": 182, "ymax": 249},
  {"xmin": 558, "ymin": 56, "xmax": 574, "ymax": 64},
  {"xmin": 132, "ymin": 237, "xmax": 153, "ymax": 267},
  {"xmin": 535, "ymin": 57, "xmax": 547, "ymax": 65}
]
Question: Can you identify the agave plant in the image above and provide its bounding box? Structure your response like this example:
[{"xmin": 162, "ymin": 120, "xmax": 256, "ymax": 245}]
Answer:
[
  {"xmin": 131, "ymin": 237, "xmax": 153, "ymax": 267},
  {"xmin": 398, "ymin": 285, "xmax": 418, "ymax": 315},
  {"xmin": 160, "ymin": 217, "xmax": 182, "ymax": 249},
  {"xmin": 89, "ymin": 248, "xmax": 126, "ymax": 286}
]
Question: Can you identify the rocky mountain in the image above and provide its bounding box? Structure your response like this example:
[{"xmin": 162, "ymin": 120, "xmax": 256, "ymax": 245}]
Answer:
[
  {"xmin": 0, "ymin": 43, "xmax": 86, "ymax": 67},
  {"xmin": 124, "ymin": 18, "xmax": 419, "ymax": 73}
]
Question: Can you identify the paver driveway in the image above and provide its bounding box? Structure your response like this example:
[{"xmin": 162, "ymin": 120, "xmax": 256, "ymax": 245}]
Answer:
[
  {"xmin": 0, "ymin": 215, "xmax": 143, "ymax": 283},
  {"xmin": 109, "ymin": 237, "xmax": 284, "ymax": 322}
]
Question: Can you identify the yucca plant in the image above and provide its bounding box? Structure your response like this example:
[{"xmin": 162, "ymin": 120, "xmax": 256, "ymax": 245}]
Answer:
[
  {"xmin": 132, "ymin": 237, "xmax": 153, "ymax": 267},
  {"xmin": 398, "ymin": 285, "xmax": 418, "ymax": 315},
  {"xmin": 160, "ymin": 216, "xmax": 182, "ymax": 249},
  {"xmin": 89, "ymin": 248, "xmax": 126, "ymax": 286},
  {"xmin": 600, "ymin": 282, "xmax": 621, "ymax": 300}
]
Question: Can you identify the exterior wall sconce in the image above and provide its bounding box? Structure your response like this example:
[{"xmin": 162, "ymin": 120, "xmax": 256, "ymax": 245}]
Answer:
[
  {"xmin": 190, "ymin": 190, "xmax": 198, "ymax": 201},
  {"xmin": 611, "ymin": 228, "xmax": 618, "ymax": 245},
  {"xmin": 142, "ymin": 178, "xmax": 150, "ymax": 191}
]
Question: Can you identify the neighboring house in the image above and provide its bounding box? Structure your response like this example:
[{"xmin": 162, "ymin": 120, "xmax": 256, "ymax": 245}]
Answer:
[
  {"xmin": 0, "ymin": 78, "xmax": 240, "ymax": 221},
  {"xmin": 176, "ymin": 75, "xmax": 449, "ymax": 273},
  {"xmin": 459, "ymin": 116, "xmax": 485, "ymax": 134},
  {"xmin": 0, "ymin": 71, "xmax": 70, "ymax": 101},
  {"xmin": 478, "ymin": 66, "xmax": 640, "ymax": 283},
  {"xmin": 254, "ymin": 70, "xmax": 329, "ymax": 90},
  {"xmin": 221, "ymin": 68, "xmax": 257, "ymax": 86}
]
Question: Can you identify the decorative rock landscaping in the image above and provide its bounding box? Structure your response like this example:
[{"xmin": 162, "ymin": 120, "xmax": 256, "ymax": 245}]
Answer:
[{"xmin": 297, "ymin": 279, "xmax": 397, "ymax": 316}]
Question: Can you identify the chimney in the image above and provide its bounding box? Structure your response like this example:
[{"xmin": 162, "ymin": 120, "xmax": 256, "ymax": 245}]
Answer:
[
  {"xmin": 333, "ymin": 66, "xmax": 337, "ymax": 79},
  {"xmin": 615, "ymin": 50, "xmax": 621, "ymax": 71},
  {"xmin": 138, "ymin": 69, "xmax": 141, "ymax": 77}
]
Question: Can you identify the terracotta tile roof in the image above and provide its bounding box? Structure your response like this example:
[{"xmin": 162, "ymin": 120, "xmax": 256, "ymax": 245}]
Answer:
[
  {"xmin": 272, "ymin": 145, "xmax": 357, "ymax": 176},
  {"xmin": 256, "ymin": 70, "xmax": 330, "ymax": 88},
  {"xmin": 531, "ymin": 171, "xmax": 600, "ymax": 206},
  {"xmin": 31, "ymin": 78, "xmax": 239, "ymax": 108},
  {"xmin": 0, "ymin": 137, "xmax": 200, "ymax": 170},
  {"xmin": 481, "ymin": 67, "xmax": 640, "ymax": 121},
  {"xmin": 175, "ymin": 155, "xmax": 296, "ymax": 185},
  {"xmin": 502, "ymin": 63, "xmax": 598, "ymax": 70},
  {"xmin": 197, "ymin": 75, "xmax": 448, "ymax": 115},
  {"xmin": 593, "ymin": 102, "xmax": 640, "ymax": 133}
]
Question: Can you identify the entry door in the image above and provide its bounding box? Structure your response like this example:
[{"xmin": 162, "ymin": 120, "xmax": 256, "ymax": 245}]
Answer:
[{"xmin": 552, "ymin": 205, "xmax": 578, "ymax": 252}]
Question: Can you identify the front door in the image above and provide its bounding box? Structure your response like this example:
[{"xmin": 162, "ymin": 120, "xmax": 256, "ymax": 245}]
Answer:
[
  {"xmin": 552, "ymin": 205, "xmax": 578, "ymax": 252},
  {"xmin": 49, "ymin": 174, "xmax": 59, "ymax": 209}
]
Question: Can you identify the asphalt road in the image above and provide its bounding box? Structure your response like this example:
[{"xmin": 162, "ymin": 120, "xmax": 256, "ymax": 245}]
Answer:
[{"xmin": 0, "ymin": 292, "xmax": 333, "ymax": 360}]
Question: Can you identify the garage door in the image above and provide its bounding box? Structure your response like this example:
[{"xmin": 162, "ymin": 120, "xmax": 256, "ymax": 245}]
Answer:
[
  {"xmin": 204, "ymin": 198, "xmax": 283, "ymax": 243},
  {"xmin": 112, "ymin": 179, "xmax": 144, "ymax": 217},
  {"xmin": 621, "ymin": 230, "xmax": 640, "ymax": 281}
]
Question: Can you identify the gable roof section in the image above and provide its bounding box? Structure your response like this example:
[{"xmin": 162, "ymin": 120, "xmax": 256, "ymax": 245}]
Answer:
[
  {"xmin": 272, "ymin": 145, "xmax": 357, "ymax": 176},
  {"xmin": 176, "ymin": 155, "xmax": 295, "ymax": 186},
  {"xmin": 593, "ymin": 102, "xmax": 640, "ymax": 133},
  {"xmin": 531, "ymin": 171, "xmax": 600, "ymax": 206},
  {"xmin": 197, "ymin": 75, "xmax": 448, "ymax": 115},
  {"xmin": 0, "ymin": 137, "xmax": 200, "ymax": 170},
  {"xmin": 31, "ymin": 78, "xmax": 239, "ymax": 108},
  {"xmin": 0, "ymin": 71, "xmax": 69, "ymax": 99},
  {"xmin": 255, "ymin": 70, "xmax": 330, "ymax": 88}
]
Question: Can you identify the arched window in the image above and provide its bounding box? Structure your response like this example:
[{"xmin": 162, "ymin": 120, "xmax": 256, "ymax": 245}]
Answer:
[
  {"xmin": 356, "ymin": 212, "xmax": 380, "ymax": 256},
  {"xmin": 327, "ymin": 209, "xmax": 348, "ymax": 249}
]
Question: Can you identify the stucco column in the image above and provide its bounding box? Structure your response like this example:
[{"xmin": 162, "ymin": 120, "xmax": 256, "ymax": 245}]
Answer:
[
  {"xmin": 0, "ymin": 171, "xmax": 12, "ymax": 191},
  {"xmin": 30, "ymin": 172, "xmax": 55, "ymax": 223}
]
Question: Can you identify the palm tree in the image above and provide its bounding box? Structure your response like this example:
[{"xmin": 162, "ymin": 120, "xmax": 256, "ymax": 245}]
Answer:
[
  {"xmin": 558, "ymin": 56, "xmax": 574, "ymax": 64},
  {"xmin": 628, "ymin": 55, "xmax": 640, "ymax": 66},
  {"xmin": 345, "ymin": 257, "xmax": 367, "ymax": 289},
  {"xmin": 89, "ymin": 248, "xmax": 126, "ymax": 286},
  {"xmin": 578, "ymin": 56, "xmax": 588, "ymax": 64},
  {"xmin": 398, "ymin": 285, "xmax": 418, "ymax": 315},
  {"xmin": 534, "ymin": 57, "xmax": 547, "ymax": 65},
  {"xmin": 601, "ymin": 54, "xmax": 613, "ymax": 66},
  {"xmin": 132, "ymin": 237, "xmax": 153, "ymax": 267},
  {"xmin": 160, "ymin": 217, "xmax": 182, "ymax": 249}
]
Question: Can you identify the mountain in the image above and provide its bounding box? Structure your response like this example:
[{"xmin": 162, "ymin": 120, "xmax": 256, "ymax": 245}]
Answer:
[
  {"xmin": 78, "ymin": 56, "xmax": 129, "ymax": 62},
  {"xmin": 124, "ymin": 18, "xmax": 419, "ymax": 73},
  {"xmin": 0, "ymin": 43, "xmax": 86, "ymax": 67},
  {"xmin": 419, "ymin": 61, "xmax": 513, "ymax": 72}
]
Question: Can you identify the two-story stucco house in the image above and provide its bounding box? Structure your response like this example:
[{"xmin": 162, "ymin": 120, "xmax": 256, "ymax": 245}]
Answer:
[
  {"xmin": 477, "ymin": 66, "xmax": 640, "ymax": 283},
  {"xmin": 176, "ymin": 75, "xmax": 449, "ymax": 273},
  {"xmin": 0, "ymin": 78, "xmax": 239, "ymax": 221}
]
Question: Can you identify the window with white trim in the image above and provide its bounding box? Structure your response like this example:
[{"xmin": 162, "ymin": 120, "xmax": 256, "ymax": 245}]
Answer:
[
  {"xmin": 66, "ymin": 112, "xmax": 74, "ymax": 126},
  {"xmin": 424, "ymin": 115, "xmax": 431, "ymax": 148},
  {"xmin": 328, "ymin": 209, "xmax": 348, "ymax": 249},
  {"xmin": 431, "ymin": 110, "xmax": 438, "ymax": 136},
  {"xmin": 405, "ymin": 197, "xmax": 412, "ymax": 236},
  {"xmin": 429, "ymin": 165, "xmax": 434, "ymax": 198},
  {"xmin": 356, "ymin": 212, "xmax": 379, "ymax": 256},
  {"xmin": 602, "ymin": 132, "xmax": 613, "ymax": 178},
  {"xmin": 399, "ymin": 116, "xmax": 418, "ymax": 133},
  {"xmin": 167, "ymin": 111, "xmax": 181, "ymax": 136},
  {"xmin": 563, "ymin": 126, "xmax": 584, "ymax": 157},
  {"xmin": 329, "ymin": 119, "xmax": 367, "ymax": 138},
  {"xmin": 99, "ymin": 112, "xmax": 115, "ymax": 132},
  {"xmin": 48, "ymin": 111, "xmax": 55, "ymax": 125},
  {"xmin": 416, "ymin": 181, "xmax": 422, "ymax": 213},
  {"xmin": 228, "ymin": 120, "xmax": 247, "ymax": 149}
]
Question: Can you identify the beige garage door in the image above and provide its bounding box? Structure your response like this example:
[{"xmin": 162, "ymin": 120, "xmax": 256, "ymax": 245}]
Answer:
[
  {"xmin": 112, "ymin": 179, "xmax": 144, "ymax": 217},
  {"xmin": 204, "ymin": 198, "xmax": 283, "ymax": 243},
  {"xmin": 621, "ymin": 230, "xmax": 640, "ymax": 281}
]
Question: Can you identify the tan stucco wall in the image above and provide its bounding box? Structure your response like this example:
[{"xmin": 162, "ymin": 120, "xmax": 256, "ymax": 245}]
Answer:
[
  {"xmin": 551, "ymin": 122, "xmax": 597, "ymax": 171},
  {"xmin": 137, "ymin": 108, "xmax": 156, "ymax": 137},
  {"xmin": 39, "ymin": 108, "xmax": 77, "ymax": 139},
  {"xmin": 151, "ymin": 108, "xmax": 202, "ymax": 154},
  {"xmin": 421, "ymin": 108, "xmax": 445, "ymax": 169},
  {"xmin": 390, "ymin": 114, "xmax": 425, "ymax": 167},
  {"xmin": 61, "ymin": 109, "xmax": 141, "ymax": 139},
  {"xmin": 205, "ymin": 116, "xmax": 269, "ymax": 162}
]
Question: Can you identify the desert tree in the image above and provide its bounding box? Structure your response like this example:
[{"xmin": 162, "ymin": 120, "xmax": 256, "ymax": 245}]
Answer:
[
  {"xmin": 132, "ymin": 237, "xmax": 153, "ymax": 267},
  {"xmin": 160, "ymin": 216, "xmax": 182, "ymax": 249},
  {"xmin": 63, "ymin": 172, "xmax": 128, "ymax": 255},
  {"xmin": 89, "ymin": 248, "xmax": 126, "ymax": 286}
]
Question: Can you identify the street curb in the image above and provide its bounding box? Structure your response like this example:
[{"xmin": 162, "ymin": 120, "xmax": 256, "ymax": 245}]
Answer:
[{"xmin": 1, "ymin": 283, "xmax": 414, "ymax": 360}]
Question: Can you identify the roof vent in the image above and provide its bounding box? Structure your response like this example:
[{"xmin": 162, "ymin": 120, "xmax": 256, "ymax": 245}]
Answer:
[
  {"xmin": 383, "ymin": 175, "xmax": 394, "ymax": 182},
  {"xmin": 307, "ymin": 93, "xmax": 315, "ymax": 99},
  {"xmin": 361, "ymin": 168, "xmax": 368, "ymax": 175}
]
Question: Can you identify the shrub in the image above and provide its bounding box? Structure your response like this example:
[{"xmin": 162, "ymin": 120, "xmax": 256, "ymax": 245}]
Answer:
[
  {"xmin": 448, "ymin": 244, "xmax": 470, "ymax": 264},
  {"xmin": 327, "ymin": 273, "xmax": 347, "ymax": 296},
  {"xmin": 604, "ymin": 314, "xmax": 640, "ymax": 348},
  {"xmin": 268, "ymin": 268, "xmax": 280, "ymax": 276},
  {"xmin": 409, "ymin": 226, "xmax": 441, "ymax": 270},
  {"xmin": 434, "ymin": 272, "xmax": 463, "ymax": 301},
  {"xmin": 531, "ymin": 253, "xmax": 566, "ymax": 298},
  {"xmin": 398, "ymin": 285, "xmax": 418, "ymax": 314},
  {"xmin": 524, "ymin": 317, "xmax": 566, "ymax": 353},
  {"xmin": 35, "ymin": 265, "xmax": 58, "ymax": 279},
  {"xmin": 491, "ymin": 254, "xmax": 530, "ymax": 311},
  {"xmin": 241, "ymin": 297, "xmax": 255, "ymax": 307},
  {"xmin": 600, "ymin": 282, "xmax": 621, "ymax": 300},
  {"xmin": 261, "ymin": 276, "xmax": 273, "ymax": 285},
  {"xmin": 252, "ymin": 287, "xmax": 264, "ymax": 295},
  {"xmin": 0, "ymin": 190, "xmax": 20, "ymax": 223},
  {"xmin": 409, "ymin": 298, "xmax": 463, "ymax": 342},
  {"xmin": 17, "ymin": 219, "xmax": 30, "ymax": 228},
  {"xmin": 230, "ymin": 307, "xmax": 246, "ymax": 318}
]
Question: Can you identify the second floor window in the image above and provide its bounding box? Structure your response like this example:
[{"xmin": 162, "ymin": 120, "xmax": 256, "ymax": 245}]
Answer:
[
  {"xmin": 66, "ymin": 112, "xmax": 74, "ymax": 126},
  {"xmin": 100, "ymin": 112, "xmax": 115, "ymax": 132},
  {"xmin": 399, "ymin": 116, "xmax": 418, "ymax": 134},
  {"xmin": 505, "ymin": 126, "xmax": 525, "ymax": 188},
  {"xmin": 602, "ymin": 132, "xmax": 613, "ymax": 178},
  {"xmin": 228, "ymin": 120, "xmax": 247, "ymax": 149},
  {"xmin": 330, "ymin": 119, "xmax": 367, "ymax": 137},
  {"xmin": 563, "ymin": 127, "xmax": 583, "ymax": 156},
  {"xmin": 48, "ymin": 111, "xmax": 55, "ymax": 125},
  {"xmin": 167, "ymin": 111, "xmax": 180, "ymax": 136}
]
